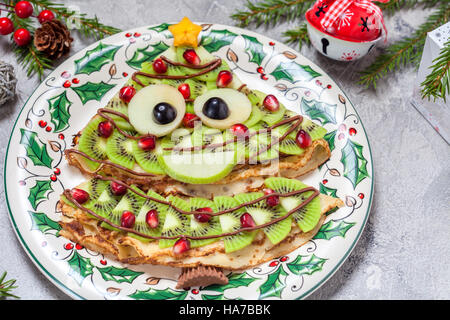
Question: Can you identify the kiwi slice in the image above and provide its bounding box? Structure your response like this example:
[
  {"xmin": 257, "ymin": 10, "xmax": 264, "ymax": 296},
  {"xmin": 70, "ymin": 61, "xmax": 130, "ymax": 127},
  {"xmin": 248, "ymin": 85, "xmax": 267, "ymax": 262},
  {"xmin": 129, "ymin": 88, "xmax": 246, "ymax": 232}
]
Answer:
[
  {"xmin": 104, "ymin": 97, "xmax": 135, "ymax": 132},
  {"xmin": 131, "ymin": 62, "xmax": 165, "ymax": 88},
  {"xmin": 234, "ymin": 192, "xmax": 292, "ymax": 245},
  {"xmin": 61, "ymin": 178, "xmax": 109, "ymax": 209},
  {"xmin": 247, "ymin": 124, "xmax": 279, "ymax": 163},
  {"xmin": 300, "ymin": 118, "xmax": 327, "ymax": 140},
  {"xmin": 84, "ymin": 186, "xmax": 121, "ymax": 219},
  {"xmin": 101, "ymin": 185, "xmax": 146, "ymax": 232},
  {"xmin": 188, "ymin": 198, "xmax": 222, "ymax": 248},
  {"xmin": 158, "ymin": 195, "xmax": 190, "ymax": 248},
  {"xmin": 273, "ymin": 122, "xmax": 305, "ymax": 156},
  {"xmin": 186, "ymin": 102, "xmax": 195, "ymax": 114},
  {"xmin": 78, "ymin": 117, "xmax": 109, "ymax": 171},
  {"xmin": 246, "ymin": 89, "xmax": 286, "ymax": 126},
  {"xmin": 265, "ymin": 177, "xmax": 321, "ymax": 232},
  {"xmin": 106, "ymin": 130, "xmax": 136, "ymax": 170},
  {"xmin": 162, "ymin": 78, "xmax": 208, "ymax": 100},
  {"xmin": 130, "ymin": 190, "xmax": 168, "ymax": 242},
  {"xmin": 243, "ymin": 105, "xmax": 263, "ymax": 128},
  {"xmin": 131, "ymin": 139, "xmax": 165, "ymax": 175},
  {"xmin": 214, "ymin": 196, "xmax": 257, "ymax": 253}
]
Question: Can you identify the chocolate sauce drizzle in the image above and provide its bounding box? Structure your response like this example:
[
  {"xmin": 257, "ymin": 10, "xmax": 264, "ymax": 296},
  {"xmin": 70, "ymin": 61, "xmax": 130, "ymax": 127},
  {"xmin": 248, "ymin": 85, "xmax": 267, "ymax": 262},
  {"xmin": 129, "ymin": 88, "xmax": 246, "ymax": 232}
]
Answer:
[{"xmin": 63, "ymin": 174, "xmax": 319, "ymax": 241}]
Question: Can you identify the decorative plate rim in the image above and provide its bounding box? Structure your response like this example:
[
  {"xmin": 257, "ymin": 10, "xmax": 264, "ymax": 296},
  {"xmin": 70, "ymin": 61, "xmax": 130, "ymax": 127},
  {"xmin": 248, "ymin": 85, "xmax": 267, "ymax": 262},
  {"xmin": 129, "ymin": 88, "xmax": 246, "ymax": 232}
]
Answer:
[{"xmin": 4, "ymin": 22, "xmax": 374, "ymax": 300}]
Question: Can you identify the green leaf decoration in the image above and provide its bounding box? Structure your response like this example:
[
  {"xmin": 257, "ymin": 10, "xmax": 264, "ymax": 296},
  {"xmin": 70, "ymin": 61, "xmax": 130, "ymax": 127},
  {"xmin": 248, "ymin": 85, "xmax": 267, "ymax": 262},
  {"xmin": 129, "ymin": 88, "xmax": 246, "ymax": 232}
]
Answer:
[
  {"xmin": 126, "ymin": 41, "xmax": 170, "ymax": 69},
  {"xmin": 19, "ymin": 129, "xmax": 53, "ymax": 168},
  {"xmin": 129, "ymin": 288, "xmax": 188, "ymax": 300},
  {"xmin": 28, "ymin": 180, "xmax": 53, "ymax": 210},
  {"xmin": 97, "ymin": 266, "xmax": 143, "ymax": 284},
  {"xmin": 148, "ymin": 23, "xmax": 172, "ymax": 36},
  {"xmin": 315, "ymin": 220, "xmax": 356, "ymax": 240},
  {"xmin": 201, "ymin": 293, "xmax": 227, "ymax": 300},
  {"xmin": 205, "ymin": 272, "xmax": 256, "ymax": 293},
  {"xmin": 67, "ymin": 251, "xmax": 95, "ymax": 285},
  {"xmin": 300, "ymin": 98, "xmax": 337, "ymax": 125},
  {"xmin": 270, "ymin": 61, "xmax": 321, "ymax": 83},
  {"xmin": 72, "ymin": 81, "xmax": 115, "ymax": 104},
  {"xmin": 341, "ymin": 139, "xmax": 370, "ymax": 189},
  {"xmin": 242, "ymin": 34, "xmax": 266, "ymax": 66},
  {"xmin": 27, "ymin": 211, "xmax": 61, "ymax": 234},
  {"xmin": 323, "ymin": 130, "xmax": 337, "ymax": 152},
  {"xmin": 200, "ymin": 29, "xmax": 238, "ymax": 53},
  {"xmin": 286, "ymin": 254, "xmax": 327, "ymax": 276},
  {"xmin": 48, "ymin": 92, "xmax": 72, "ymax": 133},
  {"xmin": 259, "ymin": 267, "xmax": 288, "ymax": 299},
  {"xmin": 74, "ymin": 42, "xmax": 121, "ymax": 75},
  {"xmin": 319, "ymin": 183, "xmax": 338, "ymax": 198}
]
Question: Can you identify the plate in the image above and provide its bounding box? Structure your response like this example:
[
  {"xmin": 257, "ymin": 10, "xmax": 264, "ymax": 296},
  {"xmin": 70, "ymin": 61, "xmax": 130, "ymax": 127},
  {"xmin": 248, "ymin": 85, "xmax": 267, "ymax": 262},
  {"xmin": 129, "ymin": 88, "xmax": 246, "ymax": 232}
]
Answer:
[{"xmin": 4, "ymin": 23, "xmax": 373, "ymax": 300}]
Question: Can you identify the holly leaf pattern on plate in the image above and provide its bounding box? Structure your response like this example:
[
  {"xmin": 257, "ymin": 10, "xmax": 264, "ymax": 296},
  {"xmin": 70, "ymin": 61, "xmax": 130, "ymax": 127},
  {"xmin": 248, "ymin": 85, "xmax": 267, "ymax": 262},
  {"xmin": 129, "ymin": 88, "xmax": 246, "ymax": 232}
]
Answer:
[
  {"xmin": 48, "ymin": 92, "xmax": 72, "ymax": 133},
  {"xmin": 74, "ymin": 42, "xmax": 121, "ymax": 75},
  {"xmin": 319, "ymin": 183, "xmax": 338, "ymax": 198},
  {"xmin": 72, "ymin": 81, "xmax": 115, "ymax": 104},
  {"xmin": 270, "ymin": 61, "xmax": 321, "ymax": 82},
  {"xmin": 67, "ymin": 251, "xmax": 95, "ymax": 285},
  {"xmin": 148, "ymin": 23, "xmax": 171, "ymax": 33},
  {"xmin": 126, "ymin": 41, "xmax": 170, "ymax": 69},
  {"xmin": 341, "ymin": 139, "xmax": 370, "ymax": 189},
  {"xmin": 27, "ymin": 211, "xmax": 61, "ymax": 234},
  {"xmin": 205, "ymin": 272, "xmax": 256, "ymax": 293},
  {"xmin": 242, "ymin": 34, "xmax": 266, "ymax": 66},
  {"xmin": 286, "ymin": 254, "xmax": 327, "ymax": 276},
  {"xmin": 323, "ymin": 130, "xmax": 337, "ymax": 152},
  {"xmin": 315, "ymin": 220, "xmax": 356, "ymax": 240},
  {"xmin": 97, "ymin": 266, "xmax": 143, "ymax": 284},
  {"xmin": 28, "ymin": 180, "xmax": 53, "ymax": 210},
  {"xmin": 200, "ymin": 29, "xmax": 238, "ymax": 53},
  {"xmin": 19, "ymin": 129, "xmax": 53, "ymax": 168},
  {"xmin": 129, "ymin": 288, "xmax": 188, "ymax": 300},
  {"xmin": 300, "ymin": 98, "xmax": 337, "ymax": 125},
  {"xmin": 259, "ymin": 266, "xmax": 288, "ymax": 299}
]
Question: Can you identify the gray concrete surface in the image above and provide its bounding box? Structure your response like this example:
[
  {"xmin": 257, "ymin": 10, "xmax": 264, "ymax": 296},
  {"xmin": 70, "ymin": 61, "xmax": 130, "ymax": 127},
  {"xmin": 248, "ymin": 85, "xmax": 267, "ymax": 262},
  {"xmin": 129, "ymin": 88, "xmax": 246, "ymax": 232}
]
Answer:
[{"xmin": 0, "ymin": 0, "xmax": 449, "ymax": 300}]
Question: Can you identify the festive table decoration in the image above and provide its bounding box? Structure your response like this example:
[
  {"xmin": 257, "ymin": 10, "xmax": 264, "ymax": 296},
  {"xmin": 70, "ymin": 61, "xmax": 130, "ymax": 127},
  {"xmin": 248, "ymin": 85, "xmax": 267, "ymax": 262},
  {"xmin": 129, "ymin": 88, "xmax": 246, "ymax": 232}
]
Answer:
[
  {"xmin": 232, "ymin": 0, "xmax": 449, "ymax": 87},
  {"xmin": 0, "ymin": 60, "xmax": 17, "ymax": 107},
  {"xmin": 34, "ymin": 19, "xmax": 73, "ymax": 59},
  {"xmin": 0, "ymin": 0, "xmax": 120, "ymax": 80},
  {"xmin": 0, "ymin": 271, "xmax": 19, "ymax": 299}
]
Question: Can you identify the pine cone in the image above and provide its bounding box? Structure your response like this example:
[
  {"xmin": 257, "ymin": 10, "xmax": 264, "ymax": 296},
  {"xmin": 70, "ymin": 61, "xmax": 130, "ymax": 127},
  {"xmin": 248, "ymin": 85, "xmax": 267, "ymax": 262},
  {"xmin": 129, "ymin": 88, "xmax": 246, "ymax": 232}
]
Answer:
[{"xmin": 34, "ymin": 20, "xmax": 73, "ymax": 59}]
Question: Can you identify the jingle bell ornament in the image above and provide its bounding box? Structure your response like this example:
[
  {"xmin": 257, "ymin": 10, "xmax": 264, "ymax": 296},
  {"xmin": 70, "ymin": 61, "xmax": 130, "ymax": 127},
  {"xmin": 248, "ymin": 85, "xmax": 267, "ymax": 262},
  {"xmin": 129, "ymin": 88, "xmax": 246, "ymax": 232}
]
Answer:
[{"xmin": 305, "ymin": 0, "xmax": 388, "ymax": 61}]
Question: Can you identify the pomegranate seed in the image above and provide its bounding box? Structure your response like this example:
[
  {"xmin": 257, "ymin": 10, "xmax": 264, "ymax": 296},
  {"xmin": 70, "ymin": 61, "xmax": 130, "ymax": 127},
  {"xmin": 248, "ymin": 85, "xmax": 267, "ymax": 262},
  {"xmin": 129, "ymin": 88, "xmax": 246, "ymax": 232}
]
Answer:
[
  {"xmin": 110, "ymin": 181, "xmax": 127, "ymax": 196},
  {"xmin": 216, "ymin": 70, "xmax": 233, "ymax": 88},
  {"xmin": 152, "ymin": 58, "xmax": 167, "ymax": 74},
  {"xmin": 173, "ymin": 237, "xmax": 190, "ymax": 255},
  {"xmin": 146, "ymin": 209, "xmax": 159, "ymax": 229},
  {"xmin": 183, "ymin": 49, "xmax": 201, "ymax": 65},
  {"xmin": 182, "ymin": 113, "xmax": 200, "ymax": 128},
  {"xmin": 138, "ymin": 136, "xmax": 156, "ymax": 151},
  {"xmin": 71, "ymin": 188, "xmax": 90, "ymax": 204},
  {"xmin": 230, "ymin": 123, "xmax": 248, "ymax": 138},
  {"xmin": 119, "ymin": 86, "xmax": 136, "ymax": 103},
  {"xmin": 194, "ymin": 207, "xmax": 212, "ymax": 223},
  {"xmin": 121, "ymin": 211, "xmax": 135, "ymax": 228},
  {"xmin": 240, "ymin": 212, "xmax": 256, "ymax": 229},
  {"xmin": 295, "ymin": 130, "xmax": 312, "ymax": 149},
  {"xmin": 178, "ymin": 83, "xmax": 191, "ymax": 99},
  {"xmin": 264, "ymin": 188, "xmax": 280, "ymax": 207},
  {"xmin": 98, "ymin": 121, "xmax": 114, "ymax": 138},
  {"xmin": 263, "ymin": 94, "xmax": 280, "ymax": 112}
]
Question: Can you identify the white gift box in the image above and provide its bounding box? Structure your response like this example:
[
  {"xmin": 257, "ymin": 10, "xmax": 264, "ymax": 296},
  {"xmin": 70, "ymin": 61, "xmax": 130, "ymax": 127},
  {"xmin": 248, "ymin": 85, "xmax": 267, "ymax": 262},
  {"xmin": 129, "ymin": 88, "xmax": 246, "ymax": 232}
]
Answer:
[{"xmin": 411, "ymin": 22, "xmax": 450, "ymax": 144}]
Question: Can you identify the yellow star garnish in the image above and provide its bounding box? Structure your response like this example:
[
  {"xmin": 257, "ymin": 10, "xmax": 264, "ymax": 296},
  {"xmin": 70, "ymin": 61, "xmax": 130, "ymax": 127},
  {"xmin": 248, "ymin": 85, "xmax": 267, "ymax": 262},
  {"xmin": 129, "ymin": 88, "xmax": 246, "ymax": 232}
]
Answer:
[{"xmin": 169, "ymin": 17, "xmax": 202, "ymax": 48}]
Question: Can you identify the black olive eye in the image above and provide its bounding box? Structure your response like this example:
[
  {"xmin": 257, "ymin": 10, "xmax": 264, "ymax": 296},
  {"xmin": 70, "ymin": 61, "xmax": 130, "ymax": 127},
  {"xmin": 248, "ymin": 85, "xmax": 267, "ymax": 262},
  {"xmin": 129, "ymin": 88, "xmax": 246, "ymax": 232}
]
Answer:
[
  {"xmin": 202, "ymin": 97, "xmax": 229, "ymax": 120},
  {"xmin": 153, "ymin": 103, "xmax": 177, "ymax": 125}
]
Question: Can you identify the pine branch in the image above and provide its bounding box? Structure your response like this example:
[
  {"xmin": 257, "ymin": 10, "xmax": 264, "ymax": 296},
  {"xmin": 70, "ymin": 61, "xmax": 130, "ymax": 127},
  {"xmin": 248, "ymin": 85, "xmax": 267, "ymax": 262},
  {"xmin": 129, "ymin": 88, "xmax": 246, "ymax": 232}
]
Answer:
[
  {"xmin": 231, "ymin": 0, "xmax": 315, "ymax": 27},
  {"xmin": 420, "ymin": 39, "xmax": 450, "ymax": 103},
  {"xmin": 0, "ymin": 272, "xmax": 19, "ymax": 299},
  {"xmin": 32, "ymin": 0, "xmax": 121, "ymax": 40},
  {"xmin": 358, "ymin": 3, "xmax": 450, "ymax": 89},
  {"xmin": 378, "ymin": 0, "xmax": 444, "ymax": 15},
  {"xmin": 283, "ymin": 23, "xmax": 310, "ymax": 50}
]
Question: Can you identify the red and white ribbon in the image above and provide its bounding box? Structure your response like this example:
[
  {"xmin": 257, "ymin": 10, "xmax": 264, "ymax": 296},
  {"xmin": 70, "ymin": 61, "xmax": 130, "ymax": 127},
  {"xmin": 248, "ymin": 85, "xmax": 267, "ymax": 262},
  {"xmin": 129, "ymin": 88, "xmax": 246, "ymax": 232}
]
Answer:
[{"xmin": 320, "ymin": 0, "xmax": 389, "ymax": 41}]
